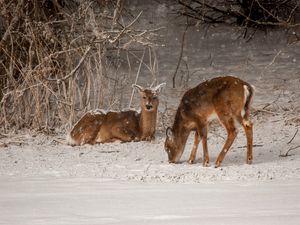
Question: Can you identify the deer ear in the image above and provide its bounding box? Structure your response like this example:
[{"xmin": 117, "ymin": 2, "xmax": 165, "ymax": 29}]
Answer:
[
  {"xmin": 153, "ymin": 83, "xmax": 166, "ymax": 94},
  {"xmin": 132, "ymin": 84, "xmax": 144, "ymax": 93},
  {"xmin": 166, "ymin": 127, "xmax": 174, "ymax": 139}
]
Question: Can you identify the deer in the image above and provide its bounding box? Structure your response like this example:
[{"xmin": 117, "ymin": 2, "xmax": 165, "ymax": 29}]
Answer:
[
  {"xmin": 164, "ymin": 76, "xmax": 254, "ymax": 168},
  {"xmin": 67, "ymin": 83, "xmax": 165, "ymax": 146}
]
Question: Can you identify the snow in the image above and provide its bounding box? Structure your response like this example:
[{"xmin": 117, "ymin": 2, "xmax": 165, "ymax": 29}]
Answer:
[
  {"xmin": 1, "ymin": 3, "xmax": 300, "ymax": 224},
  {"xmin": 0, "ymin": 178, "xmax": 299, "ymax": 225},
  {"xmin": 1, "ymin": 104, "xmax": 299, "ymax": 225},
  {"xmin": 1, "ymin": 108, "xmax": 300, "ymax": 182},
  {"xmin": 1, "ymin": 109, "xmax": 300, "ymax": 224}
]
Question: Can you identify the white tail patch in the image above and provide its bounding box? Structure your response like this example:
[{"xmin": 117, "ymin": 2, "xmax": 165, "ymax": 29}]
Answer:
[
  {"xmin": 66, "ymin": 133, "xmax": 77, "ymax": 146},
  {"xmin": 95, "ymin": 136, "xmax": 102, "ymax": 143},
  {"xmin": 243, "ymin": 85, "xmax": 250, "ymax": 104},
  {"xmin": 241, "ymin": 85, "xmax": 250, "ymax": 117},
  {"xmin": 241, "ymin": 109, "xmax": 246, "ymax": 117},
  {"xmin": 208, "ymin": 111, "xmax": 218, "ymax": 122}
]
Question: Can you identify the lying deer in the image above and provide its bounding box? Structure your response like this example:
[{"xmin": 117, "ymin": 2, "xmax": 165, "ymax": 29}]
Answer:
[
  {"xmin": 67, "ymin": 83, "xmax": 165, "ymax": 145},
  {"xmin": 164, "ymin": 76, "xmax": 254, "ymax": 167}
]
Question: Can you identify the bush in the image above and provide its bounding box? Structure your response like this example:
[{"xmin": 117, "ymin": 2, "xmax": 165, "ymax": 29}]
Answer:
[{"xmin": 0, "ymin": 0, "xmax": 158, "ymax": 132}]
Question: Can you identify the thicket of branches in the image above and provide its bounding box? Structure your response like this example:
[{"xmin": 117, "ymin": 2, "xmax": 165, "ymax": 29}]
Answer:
[
  {"xmin": 178, "ymin": 0, "xmax": 300, "ymax": 30},
  {"xmin": 0, "ymin": 0, "xmax": 160, "ymax": 132},
  {"xmin": 1, "ymin": 0, "xmax": 299, "ymax": 133}
]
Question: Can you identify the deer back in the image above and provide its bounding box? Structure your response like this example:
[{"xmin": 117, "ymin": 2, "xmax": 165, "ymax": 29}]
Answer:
[
  {"xmin": 176, "ymin": 76, "xmax": 251, "ymax": 127},
  {"xmin": 67, "ymin": 110, "xmax": 106, "ymax": 146},
  {"xmin": 96, "ymin": 110, "xmax": 140, "ymax": 143}
]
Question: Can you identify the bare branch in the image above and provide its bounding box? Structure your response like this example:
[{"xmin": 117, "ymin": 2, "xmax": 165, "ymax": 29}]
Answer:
[{"xmin": 172, "ymin": 23, "xmax": 188, "ymax": 88}]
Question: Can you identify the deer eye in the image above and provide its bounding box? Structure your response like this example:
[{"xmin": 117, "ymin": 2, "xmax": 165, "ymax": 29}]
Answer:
[
  {"xmin": 143, "ymin": 96, "xmax": 146, "ymax": 99},
  {"xmin": 152, "ymin": 96, "xmax": 157, "ymax": 100}
]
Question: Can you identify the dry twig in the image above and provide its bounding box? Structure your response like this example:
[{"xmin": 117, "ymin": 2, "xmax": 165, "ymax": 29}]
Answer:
[
  {"xmin": 287, "ymin": 129, "xmax": 298, "ymax": 144},
  {"xmin": 172, "ymin": 23, "xmax": 188, "ymax": 88}
]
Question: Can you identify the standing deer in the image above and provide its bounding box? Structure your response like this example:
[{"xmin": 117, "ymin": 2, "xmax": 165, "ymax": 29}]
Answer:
[
  {"xmin": 67, "ymin": 83, "xmax": 165, "ymax": 145},
  {"xmin": 164, "ymin": 76, "xmax": 254, "ymax": 167}
]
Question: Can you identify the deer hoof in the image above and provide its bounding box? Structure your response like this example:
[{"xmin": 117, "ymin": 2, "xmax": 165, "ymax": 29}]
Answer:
[
  {"xmin": 188, "ymin": 159, "xmax": 194, "ymax": 164},
  {"xmin": 247, "ymin": 158, "xmax": 253, "ymax": 165},
  {"xmin": 214, "ymin": 161, "xmax": 221, "ymax": 168},
  {"xmin": 203, "ymin": 161, "xmax": 210, "ymax": 167}
]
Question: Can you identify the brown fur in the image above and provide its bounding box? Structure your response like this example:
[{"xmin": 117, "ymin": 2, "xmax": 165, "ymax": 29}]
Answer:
[
  {"xmin": 68, "ymin": 110, "xmax": 105, "ymax": 145},
  {"xmin": 165, "ymin": 76, "xmax": 254, "ymax": 167},
  {"xmin": 67, "ymin": 83, "xmax": 165, "ymax": 145}
]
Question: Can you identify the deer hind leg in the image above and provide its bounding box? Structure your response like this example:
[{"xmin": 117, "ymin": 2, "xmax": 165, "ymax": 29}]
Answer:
[
  {"xmin": 237, "ymin": 114, "xmax": 253, "ymax": 164},
  {"xmin": 215, "ymin": 116, "xmax": 238, "ymax": 168},
  {"xmin": 188, "ymin": 131, "xmax": 200, "ymax": 164}
]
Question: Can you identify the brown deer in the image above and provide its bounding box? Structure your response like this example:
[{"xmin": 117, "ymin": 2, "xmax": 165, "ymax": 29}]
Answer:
[
  {"xmin": 67, "ymin": 83, "xmax": 165, "ymax": 145},
  {"xmin": 164, "ymin": 76, "xmax": 254, "ymax": 167}
]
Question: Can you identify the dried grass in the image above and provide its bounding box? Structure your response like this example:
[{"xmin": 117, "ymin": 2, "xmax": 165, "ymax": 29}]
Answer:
[{"xmin": 0, "ymin": 0, "xmax": 160, "ymax": 133}]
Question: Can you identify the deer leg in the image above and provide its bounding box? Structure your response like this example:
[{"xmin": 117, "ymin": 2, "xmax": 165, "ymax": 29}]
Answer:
[
  {"xmin": 113, "ymin": 127, "xmax": 138, "ymax": 143},
  {"xmin": 236, "ymin": 115, "xmax": 253, "ymax": 165},
  {"xmin": 200, "ymin": 125, "xmax": 209, "ymax": 167},
  {"xmin": 215, "ymin": 117, "xmax": 238, "ymax": 168},
  {"xmin": 188, "ymin": 131, "xmax": 200, "ymax": 164},
  {"xmin": 242, "ymin": 119, "xmax": 253, "ymax": 164}
]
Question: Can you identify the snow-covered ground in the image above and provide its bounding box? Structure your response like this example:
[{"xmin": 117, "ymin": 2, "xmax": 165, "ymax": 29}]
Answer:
[
  {"xmin": 0, "ymin": 178, "xmax": 300, "ymax": 225},
  {"xmin": 0, "ymin": 104, "xmax": 299, "ymax": 182},
  {"xmin": 0, "ymin": 99, "xmax": 300, "ymax": 224},
  {"xmin": 1, "ymin": 55, "xmax": 300, "ymax": 225},
  {"xmin": 1, "ymin": 3, "xmax": 300, "ymax": 223}
]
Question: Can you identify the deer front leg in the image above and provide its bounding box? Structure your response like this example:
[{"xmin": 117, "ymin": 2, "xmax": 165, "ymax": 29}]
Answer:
[
  {"xmin": 188, "ymin": 131, "xmax": 200, "ymax": 164},
  {"xmin": 200, "ymin": 125, "xmax": 209, "ymax": 167}
]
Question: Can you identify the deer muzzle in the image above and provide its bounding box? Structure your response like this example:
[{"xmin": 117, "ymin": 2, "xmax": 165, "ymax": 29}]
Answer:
[{"xmin": 146, "ymin": 104, "xmax": 153, "ymax": 110}]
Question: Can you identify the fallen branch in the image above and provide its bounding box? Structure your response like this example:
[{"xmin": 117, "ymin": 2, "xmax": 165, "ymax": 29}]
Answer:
[
  {"xmin": 279, "ymin": 145, "xmax": 300, "ymax": 157},
  {"xmin": 237, "ymin": 144, "xmax": 264, "ymax": 149},
  {"xmin": 265, "ymin": 50, "xmax": 282, "ymax": 68},
  {"xmin": 287, "ymin": 129, "xmax": 298, "ymax": 144},
  {"xmin": 0, "ymin": 142, "xmax": 8, "ymax": 148}
]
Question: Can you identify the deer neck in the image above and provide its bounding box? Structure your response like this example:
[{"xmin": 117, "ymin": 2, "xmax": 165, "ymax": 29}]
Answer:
[{"xmin": 139, "ymin": 108, "xmax": 157, "ymax": 140}]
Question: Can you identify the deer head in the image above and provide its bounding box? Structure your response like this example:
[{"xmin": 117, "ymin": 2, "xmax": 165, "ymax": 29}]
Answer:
[
  {"xmin": 165, "ymin": 126, "xmax": 186, "ymax": 163},
  {"xmin": 132, "ymin": 83, "xmax": 166, "ymax": 111}
]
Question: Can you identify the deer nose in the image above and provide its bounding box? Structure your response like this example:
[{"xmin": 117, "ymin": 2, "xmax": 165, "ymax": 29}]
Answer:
[{"xmin": 146, "ymin": 104, "xmax": 152, "ymax": 110}]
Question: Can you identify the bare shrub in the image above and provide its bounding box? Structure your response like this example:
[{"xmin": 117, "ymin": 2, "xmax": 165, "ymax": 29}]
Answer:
[
  {"xmin": 177, "ymin": 0, "xmax": 300, "ymax": 27},
  {"xmin": 0, "ymin": 0, "xmax": 160, "ymax": 132},
  {"xmin": 176, "ymin": 0, "xmax": 300, "ymax": 41}
]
